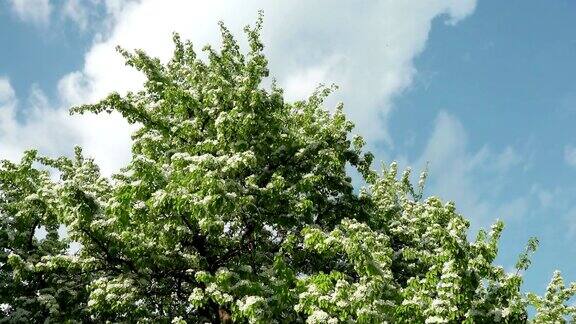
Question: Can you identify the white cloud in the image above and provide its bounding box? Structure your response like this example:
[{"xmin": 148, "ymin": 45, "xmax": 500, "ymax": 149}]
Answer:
[
  {"xmin": 8, "ymin": 0, "xmax": 52, "ymax": 25},
  {"xmin": 8, "ymin": 0, "xmax": 135, "ymax": 32},
  {"xmin": 62, "ymin": 0, "xmax": 90, "ymax": 30},
  {"xmin": 60, "ymin": 0, "xmax": 136, "ymax": 32},
  {"xmin": 60, "ymin": 0, "xmax": 476, "ymax": 172},
  {"xmin": 564, "ymin": 145, "xmax": 576, "ymax": 168},
  {"xmin": 0, "ymin": 79, "xmax": 79, "ymax": 162},
  {"xmin": 1, "ymin": 0, "xmax": 477, "ymax": 175},
  {"xmin": 0, "ymin": 78, "xmax": 131, "ymax": 176},
  {"xmin": 0, "ymin": 78, "xmax": 15, "ymax": 103},
  {"xmin": 0, "ymin": 77, "xmax": 22, "ymax": 161},
  {"xmin": 411, "ymin": 111, "xmax": 530, "ymax": 230},
  {"xmin": 283, "ymin": 55, "xmax": 344, "ymax": 102},
  {"xmin": 494, "ymin": 146, "xmax": 522, "ymax": 172}
]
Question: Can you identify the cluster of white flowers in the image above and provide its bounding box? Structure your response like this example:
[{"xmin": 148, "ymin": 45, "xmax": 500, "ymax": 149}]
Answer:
[
  {"xmin": 236, "ymin": 295, "xmax": 264, "ymax": 313},
  {"xmin": 306, "ymin": 310, "xmax": 337, "ymax": 324}
]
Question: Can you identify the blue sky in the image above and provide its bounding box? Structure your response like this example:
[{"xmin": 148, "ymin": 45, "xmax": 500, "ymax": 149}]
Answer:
[
  {"xmin": 0, "ymin": 0, "xmax": 575, "ymax": 297},
  {"xmin": 390, "ymin": 0, "xmax": 576, "ymax": 295}
]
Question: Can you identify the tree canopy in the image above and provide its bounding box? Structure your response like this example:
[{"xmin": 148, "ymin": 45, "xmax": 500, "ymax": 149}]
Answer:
[{"xmin": 1, "ymin": 15, "xmax": 575, "ymax": 323}]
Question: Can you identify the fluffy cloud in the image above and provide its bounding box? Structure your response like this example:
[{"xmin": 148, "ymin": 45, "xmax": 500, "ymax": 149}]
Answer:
[
  {"xmin": 0, "ymin": 78, "xmax": 18, "ymax": 159},
  {"xmin": 1, "ymin": 0, "xmax": 476, "ymax": 175},
  {"xmin": 0, "ymin": 78, "xmax": 78, "ymax": 162},
  {"xmin": 8, "ymin": 0, "xmax": 52, "ymax": 25},
  {"xmin": 0, "ymin": 78, "xmax": 133, "ymax": 177},
  {"xmin": 62, "ymin": 0, "xmax": 90, "ymax": 30},
  {"xmin": 61, "ymin": 0, "xmax": 135, "ymax": 32},
  {"xmin": 410, "ymin": 111, "xmax": 529, "ymax": 230},
  {"xmin": 58, "ymin": 0, "xmax": 476, "ymax": 172},
  {"xmin": 0, "ymin": 78, "xmax": 14, "ymax": 102}
]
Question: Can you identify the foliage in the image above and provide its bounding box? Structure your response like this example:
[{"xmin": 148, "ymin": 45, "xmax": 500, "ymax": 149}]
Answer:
[
  {"xmin": 0, "ymin": 151, "xmax": 89, "ymax": 322},
  {"xmin": 1, "ymin": 14, "xmax": 575, "ymax": 323}
]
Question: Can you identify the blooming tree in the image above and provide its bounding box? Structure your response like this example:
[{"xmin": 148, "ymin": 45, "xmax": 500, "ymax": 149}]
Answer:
[{"xmin": 1, "ymin": 15, "xmax": 575, "ymax": 323}]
